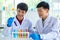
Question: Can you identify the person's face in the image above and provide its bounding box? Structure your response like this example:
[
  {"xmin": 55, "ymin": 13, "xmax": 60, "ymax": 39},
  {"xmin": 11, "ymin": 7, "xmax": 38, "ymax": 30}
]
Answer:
[
  {"xmin": 37, "ymin": 7, "xmax": 48, "ymax": 18},
  {"xmin": 17, "ymin": 9, "xmax": 26, "ymax": 18}
]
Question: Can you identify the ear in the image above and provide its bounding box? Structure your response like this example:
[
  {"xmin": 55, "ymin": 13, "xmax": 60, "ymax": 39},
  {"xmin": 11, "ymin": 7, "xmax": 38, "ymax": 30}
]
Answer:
[{"xmin": 46, "ymin": 9, "xmax": 49, "ymax": 13}]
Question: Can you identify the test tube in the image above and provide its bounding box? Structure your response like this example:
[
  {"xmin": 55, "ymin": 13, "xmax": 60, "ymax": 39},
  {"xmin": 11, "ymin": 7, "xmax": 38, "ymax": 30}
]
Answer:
[
  {"xmin": 13, "ymin": 30, "xmax": 18, "ymax": 38},
  {"xmin": 26, "ymin": 29, "xmax": 28, "ymax": 38},
  {"xmin": 23, "ymin": 32, "xmax": 26, "ymax": 38},
  {"xmin": 18, "ymin": 29, "xmax": 22, "ymax": 38}
]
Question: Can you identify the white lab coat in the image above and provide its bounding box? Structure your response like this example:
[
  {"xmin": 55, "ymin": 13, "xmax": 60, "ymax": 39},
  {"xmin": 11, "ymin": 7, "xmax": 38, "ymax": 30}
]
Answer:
[
  {"xmin": 4, "ymin": 17, "xmax": 33, "ymax": 37},
  {"xmin": 35, "ymin": 15, "xmax": 60, "ymax": 39},
  {"xmin": 36, "ymin": 16, "xmax": 59, "ymax": 34}
]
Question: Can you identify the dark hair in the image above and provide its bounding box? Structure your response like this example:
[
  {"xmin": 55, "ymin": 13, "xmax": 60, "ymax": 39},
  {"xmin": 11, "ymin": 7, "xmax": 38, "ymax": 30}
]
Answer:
[
  {"xmin": 17, "ymin": 3, "xmax": 28, "ymax": 12},
  {"xmin": 36, "ymin": 1, "xmax": 49, "ymax": 10}
]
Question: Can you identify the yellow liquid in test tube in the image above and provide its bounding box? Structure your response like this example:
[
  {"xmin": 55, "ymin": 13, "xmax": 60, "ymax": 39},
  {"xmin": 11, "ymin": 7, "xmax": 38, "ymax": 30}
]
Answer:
[{"xmin": 18, "ymin": 29, "xmax": 22, "ymax": 38}]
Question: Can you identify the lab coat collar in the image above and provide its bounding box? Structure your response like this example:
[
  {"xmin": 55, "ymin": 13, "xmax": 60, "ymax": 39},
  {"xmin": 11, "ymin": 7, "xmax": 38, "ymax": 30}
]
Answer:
[
  {"xmin": 39, "ymin": 15, "xmax": 51, "ymax": 28},
  {"xmin": 44, "ymin": 15, "xmax": 50, "ymax": 23},
  {"xmin": 43, "ymin": 15, "xmax": 51, "ymax": 28},
  {"xmin": 39, "ymin": 15, "xmax": 51, "ymax": 23},
  {"xmin": 13, "ymin": 16, "xmax": 26, "ymax": 26}
]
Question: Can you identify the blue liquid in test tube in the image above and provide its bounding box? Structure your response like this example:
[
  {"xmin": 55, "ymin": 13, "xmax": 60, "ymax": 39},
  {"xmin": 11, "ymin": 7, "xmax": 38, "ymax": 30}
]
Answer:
[{"xmin": 13, "ymin": 30, "xmax": 18, "ymax": 38}]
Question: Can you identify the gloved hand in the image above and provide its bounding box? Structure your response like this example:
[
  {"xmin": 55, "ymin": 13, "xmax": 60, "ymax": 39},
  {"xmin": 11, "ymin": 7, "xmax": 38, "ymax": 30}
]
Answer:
[{"xmin": 29, "ymin": 33, "xmax": 41, "ymax": 40}]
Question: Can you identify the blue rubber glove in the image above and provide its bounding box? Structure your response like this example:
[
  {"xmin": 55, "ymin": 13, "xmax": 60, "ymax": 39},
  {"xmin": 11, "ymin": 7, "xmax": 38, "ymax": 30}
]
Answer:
[
  {"xmin": 7, "ymin": 17, "xmax": 14, "ymax": 27},
  {"xmin": 29, "ymin": 33, "xmax": 41, "ymax": 40}
]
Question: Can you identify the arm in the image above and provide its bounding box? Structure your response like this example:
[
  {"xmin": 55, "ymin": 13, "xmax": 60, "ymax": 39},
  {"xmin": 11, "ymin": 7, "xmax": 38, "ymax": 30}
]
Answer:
[
  {"xmin": 3, "ymin": 26, "xmax": 12, "ymax": 37},
  {"xmin": 41, "ymin": 20, "xmax": 60, "ymax": 39},
  {"xmin": 3, "ymin": 17, "xmax": 14, "ymax": 37}
]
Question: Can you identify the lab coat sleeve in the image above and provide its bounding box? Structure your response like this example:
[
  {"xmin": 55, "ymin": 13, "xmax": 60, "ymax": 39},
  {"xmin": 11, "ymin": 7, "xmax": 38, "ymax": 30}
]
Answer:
[
  {"xmin": 3, "ymin": 26, "xmax": 12, "ymax": 37},
  {"xmin": 43, "ymin": 20, "xmax": 60, "ymax": 39},
  {"xmin": 28, "ymin": 22, "xmax": 34, "ymax": 33},
  {"xmin": 34, "ymin": 21, "xmax": 40, "ymax": 34},
  {"xmin": 52, "ymin": 20, "xmax": 60, "ymax": 32},
  {"xmin": 41, "ymin": 32, "xmax": 57, "ymax": 39}
]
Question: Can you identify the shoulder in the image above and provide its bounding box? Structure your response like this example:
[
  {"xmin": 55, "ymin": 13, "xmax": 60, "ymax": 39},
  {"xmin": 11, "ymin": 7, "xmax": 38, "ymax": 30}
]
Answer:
[
  {"xmin": 35, "ymin": 19, "xmax": 41, "ymax": 26},
  {"xmin": 24, "ymin": 18, "xmax": 32, "ymax": 24},
  {"xmin": 50, "ymin": 16, "xmax": 58, "ymax": 22},
  {"xmin": 36, "ymin": 18, "xmax": 41, "ymax": 24},
  {"xmin": 50, "ymin": 16, "xmax": 59, "ymax": 27}
]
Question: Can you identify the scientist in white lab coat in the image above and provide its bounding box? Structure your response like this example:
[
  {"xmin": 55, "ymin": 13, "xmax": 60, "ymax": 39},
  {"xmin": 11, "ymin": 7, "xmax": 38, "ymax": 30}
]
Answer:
[
  {"xmin": 35, "ymin": 1, "xmax": 60, "ymax": 39},
  {"xmin": 4, "ymin": 3, "xmax": 33, "ymax": 37}
]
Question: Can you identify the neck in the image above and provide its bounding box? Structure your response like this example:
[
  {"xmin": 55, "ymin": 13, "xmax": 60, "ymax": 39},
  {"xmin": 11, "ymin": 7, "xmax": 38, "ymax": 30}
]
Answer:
[
  {"xmin": 16, "ymin": 15, "xmax": 23, "ymax": 21},
  {"xmin": 42, "ymin": 15, "xmax": 48, "ymax": 21}
]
